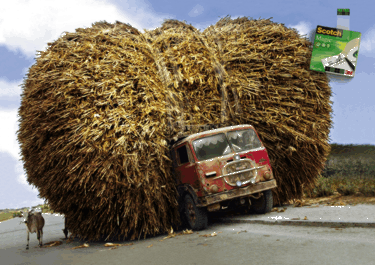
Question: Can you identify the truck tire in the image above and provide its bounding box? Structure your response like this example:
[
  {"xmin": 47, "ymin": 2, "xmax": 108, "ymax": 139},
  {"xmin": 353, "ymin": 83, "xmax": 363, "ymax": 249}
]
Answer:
[
  {"xmin": 251, "ymin": 190, "xmax": 273, "ymax": 214},
  {"xmin": 182, "ymin": 194, "xmax": 208, "ymax": 230}
]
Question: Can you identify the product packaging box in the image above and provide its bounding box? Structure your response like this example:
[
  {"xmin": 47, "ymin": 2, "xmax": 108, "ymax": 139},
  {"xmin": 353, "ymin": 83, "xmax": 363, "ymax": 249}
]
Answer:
[{"xmin": 310, "ymin": 25, "xmax": 361, "ymax": 77}]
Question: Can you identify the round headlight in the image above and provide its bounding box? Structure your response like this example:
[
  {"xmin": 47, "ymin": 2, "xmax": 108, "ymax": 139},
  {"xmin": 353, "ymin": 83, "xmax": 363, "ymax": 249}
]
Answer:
[
  {"xmin": 264, "ymin": 172, "xmax": 271, "ymax": 180},
  {"xmin": 210, "ymin": 185, "xmax": 219, "ymax": 193},
  {"xmin": 236, "ymin": 181, "xmax": 242, "ymax": 187}
]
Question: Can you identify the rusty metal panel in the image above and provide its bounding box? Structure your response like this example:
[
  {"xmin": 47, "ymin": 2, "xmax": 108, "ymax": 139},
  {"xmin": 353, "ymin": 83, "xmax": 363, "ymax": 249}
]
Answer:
[{"xmin": 198, "ymin": 179, "xmax": 277, "ymax": 207}]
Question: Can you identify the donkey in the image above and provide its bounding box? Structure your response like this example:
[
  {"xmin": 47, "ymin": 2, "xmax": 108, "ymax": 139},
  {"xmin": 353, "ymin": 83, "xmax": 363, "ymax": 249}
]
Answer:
[{"xmin": 20, "ymin": 209, "xmax": 45, "ymax": 249}]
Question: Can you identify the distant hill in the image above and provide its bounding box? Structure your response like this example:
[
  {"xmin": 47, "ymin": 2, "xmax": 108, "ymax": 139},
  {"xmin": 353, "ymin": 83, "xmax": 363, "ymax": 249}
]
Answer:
[
  {"xmin": 323, "ymin": 143, "xmax": 375, "ymax": 177},
  {"xmin": 329, "ymin": 143, "xmax": 375, "ymax": 158}
]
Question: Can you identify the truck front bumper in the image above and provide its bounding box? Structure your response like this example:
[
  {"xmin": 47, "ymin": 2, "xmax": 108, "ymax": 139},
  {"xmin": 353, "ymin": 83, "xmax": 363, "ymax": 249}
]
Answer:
[{"xmin": 198, "ymin": 179, "xmax": 277, "ymax": 207}]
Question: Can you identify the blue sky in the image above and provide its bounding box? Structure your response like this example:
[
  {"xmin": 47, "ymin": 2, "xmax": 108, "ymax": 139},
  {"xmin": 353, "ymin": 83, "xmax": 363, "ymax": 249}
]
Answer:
[{"xmin": 0, "ymin": 0, "xmax": 374, "ymax": 209}]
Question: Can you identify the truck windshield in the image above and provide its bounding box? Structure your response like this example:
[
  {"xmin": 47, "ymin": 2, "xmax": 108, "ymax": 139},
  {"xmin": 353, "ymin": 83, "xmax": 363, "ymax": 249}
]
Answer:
[
  {"xmin": 227, "ymin": 129, "xmax": 262, "ymax": 152},
  {"xmin": 193, "ymin": 133, "xmax": 231, "ymax": 161}
]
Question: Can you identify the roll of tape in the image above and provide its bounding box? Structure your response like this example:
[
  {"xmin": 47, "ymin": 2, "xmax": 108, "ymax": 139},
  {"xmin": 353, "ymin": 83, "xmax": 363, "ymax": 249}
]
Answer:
[{"xmin": 346, "ymin": 46, "xmax": 358, "ymax": 62}]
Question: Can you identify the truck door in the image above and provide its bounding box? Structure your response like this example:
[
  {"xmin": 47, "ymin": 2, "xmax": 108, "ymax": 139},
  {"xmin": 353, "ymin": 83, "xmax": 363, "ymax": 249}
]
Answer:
[{"xmin": 175, "ymin": 144, "xmax": 199, "ymax": 189}]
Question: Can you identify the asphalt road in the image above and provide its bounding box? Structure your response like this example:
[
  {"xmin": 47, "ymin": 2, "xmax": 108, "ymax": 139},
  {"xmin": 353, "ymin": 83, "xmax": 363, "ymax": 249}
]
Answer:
[{"xmin": 1, "ymin": 213, "xmax": 375, "ymax": 265}]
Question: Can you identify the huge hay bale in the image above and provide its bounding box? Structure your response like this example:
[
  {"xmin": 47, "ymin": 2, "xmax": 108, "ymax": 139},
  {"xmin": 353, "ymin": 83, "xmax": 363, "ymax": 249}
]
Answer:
[
  {"xmin": 17, "ymin": 21, "xmax": 180, "ymax": 241},
  {"xmin": 17, "ymin": 17, "xmax": 332, "ymax": 241}
]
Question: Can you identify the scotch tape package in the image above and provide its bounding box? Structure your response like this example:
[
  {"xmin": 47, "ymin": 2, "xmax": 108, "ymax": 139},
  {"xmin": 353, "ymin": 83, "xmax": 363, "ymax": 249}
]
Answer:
[{"xmin": 310, "ymin": 25, "xmax": 361, "ymax": 77}]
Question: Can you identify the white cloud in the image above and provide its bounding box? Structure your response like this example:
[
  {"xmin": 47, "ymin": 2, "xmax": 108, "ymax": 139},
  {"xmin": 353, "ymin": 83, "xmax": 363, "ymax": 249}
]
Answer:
[
  {"xmin": 188, "ymin": 4, "xmax": 204, "ymax": 18},
  {"xmin": 0, "ymin": 107, "xmax": 40, "ymax": 206},
  {"xmin": 0, "ymin": 108, "xmax": 20, "ymax": 160},
  {"xmin": 12, "ymin": 198, "xmax": 45, "ymax": 209},
  {"xmin": 16, "ymin": 172, "xmax": 40, "ymax": 195},
  {"xmin": 0, "ymin": 0, "xmax": 173, "ymax": 58},
  {"xmin": 14, "ymin": 162, "xmax": 30, "ymax": 187},
  {"xmin": 0, "ymin": 78, "xmax": 22, "ymax": 99},
  {"xmin": 0, "ymin": 107, "xmax": 43, "ymax": 202},
  {"xmin": 287, "ymin": 21, "xmax": 312, "ymax": 38},
  {"xmin": 360, "ymin": 26, "xmax": 375, "ymax": 58}
]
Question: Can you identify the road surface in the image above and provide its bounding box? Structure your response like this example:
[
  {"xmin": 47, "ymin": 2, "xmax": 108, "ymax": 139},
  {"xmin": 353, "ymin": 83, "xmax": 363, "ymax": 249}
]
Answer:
[{"xmin": 0, "ymin": 213, "xmax": 374, "ymax": 265}]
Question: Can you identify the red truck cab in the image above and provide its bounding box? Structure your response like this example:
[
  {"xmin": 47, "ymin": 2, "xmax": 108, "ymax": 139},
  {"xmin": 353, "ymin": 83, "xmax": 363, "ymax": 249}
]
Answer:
[{"xmin": 170, "ymin": 124, "xmax": 277, "ymax": 230}]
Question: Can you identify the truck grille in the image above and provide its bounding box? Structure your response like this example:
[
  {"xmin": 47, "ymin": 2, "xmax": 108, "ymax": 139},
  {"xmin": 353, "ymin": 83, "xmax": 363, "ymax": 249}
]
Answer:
[{"xmin": 223, "ymin": 159, "xmax": 257, "ymax": 186}]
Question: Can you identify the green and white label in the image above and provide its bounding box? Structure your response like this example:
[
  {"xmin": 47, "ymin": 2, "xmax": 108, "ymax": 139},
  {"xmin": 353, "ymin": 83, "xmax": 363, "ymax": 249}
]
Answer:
[{"xmin": 310, "ymin": 25, "xmax": 361, "ymax": 77}]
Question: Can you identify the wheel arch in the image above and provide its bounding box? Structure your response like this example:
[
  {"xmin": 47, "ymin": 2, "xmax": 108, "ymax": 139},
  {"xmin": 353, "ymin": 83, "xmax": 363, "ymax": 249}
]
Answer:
[{"xmin": 177, "ymin": 184, "xmax": 200, "ymax": 207}]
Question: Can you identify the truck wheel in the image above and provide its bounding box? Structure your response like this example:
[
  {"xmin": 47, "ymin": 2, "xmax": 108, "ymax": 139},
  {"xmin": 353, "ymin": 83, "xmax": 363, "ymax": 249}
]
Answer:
[
  {"xmin": 182, "ymin": 194, "xmax": 208, "ymax": 230},
  {"xmin": 251, "ymin": 190, "xmax": 273, "ymax": 214}
]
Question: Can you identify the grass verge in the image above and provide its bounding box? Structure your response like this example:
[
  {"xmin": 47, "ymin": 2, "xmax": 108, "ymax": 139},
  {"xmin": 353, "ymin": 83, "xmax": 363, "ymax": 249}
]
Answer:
[{"xmin": 304, "ymin": 174, "xmax": 375, "ymax": 198}]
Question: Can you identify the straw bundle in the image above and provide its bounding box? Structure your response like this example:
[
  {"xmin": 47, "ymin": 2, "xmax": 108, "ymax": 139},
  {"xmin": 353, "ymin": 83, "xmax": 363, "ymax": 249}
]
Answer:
[
  {"xmin": 17, "ymin": 21, "xmax": 180, "ymax": 241},
  {"xmin": 17, "ymin": 17, "xmax": 332, "ymax": 241},
  {"xmin": 144, "ymin": 19, "xmax": 227, "ymax": 137}
]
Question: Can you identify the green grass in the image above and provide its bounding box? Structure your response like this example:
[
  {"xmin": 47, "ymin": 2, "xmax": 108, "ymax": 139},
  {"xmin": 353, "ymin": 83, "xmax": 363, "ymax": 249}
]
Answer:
[
  {"xmin": 303, "ymin": 176, "xmax": 334, "ymax": 198},
  {"xmin": 0, "ymin": 212, "xmax": 16, "ymax": 222},
  {"xmin": 359, "ymin": 182, "xmax": 375, "ymax": 196}
]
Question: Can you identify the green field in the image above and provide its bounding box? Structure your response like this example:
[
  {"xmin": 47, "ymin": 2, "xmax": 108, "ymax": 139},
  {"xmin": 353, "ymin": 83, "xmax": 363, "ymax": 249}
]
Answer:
[
  {"xmin": 305, "ymin": 143, "xmax": 375, "ymax": 198},
  {"xmin": 0, "ymin": 212, "xmax": 18, "ymax": 222},
  {"xmin": 0, "ymin": 204, "xmax": 54, "ymax": 223}
]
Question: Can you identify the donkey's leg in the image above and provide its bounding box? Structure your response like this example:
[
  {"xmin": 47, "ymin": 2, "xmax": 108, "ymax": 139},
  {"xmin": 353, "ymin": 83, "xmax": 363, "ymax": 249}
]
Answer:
[
  {"xmin": 40, "ymin": 229, "xmax": 43, "ymax": 247},
  {"xmin": 26, "ymin": 230, "xmax": 29, "ymax": 250},
  {"xmin": 37, "ymin": 230, "xmax": 40, "ymax": 247}
]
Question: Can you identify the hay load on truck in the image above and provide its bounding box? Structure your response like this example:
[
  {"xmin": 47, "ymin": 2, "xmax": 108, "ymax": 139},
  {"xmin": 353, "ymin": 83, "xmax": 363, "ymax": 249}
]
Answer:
[
  {"xmin": 170, "ymin": 124, "xmax": 277, "ymax": 230},
  {"xmin": 17, "ymin": 17, "xmax": 332, "ymax": 242}
]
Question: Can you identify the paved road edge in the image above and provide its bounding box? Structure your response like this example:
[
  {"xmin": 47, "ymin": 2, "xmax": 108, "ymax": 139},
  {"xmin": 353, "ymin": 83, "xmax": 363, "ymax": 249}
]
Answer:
[{"xmin": 212, "ymin": 218, "xmax": 375, "ymax": 228}]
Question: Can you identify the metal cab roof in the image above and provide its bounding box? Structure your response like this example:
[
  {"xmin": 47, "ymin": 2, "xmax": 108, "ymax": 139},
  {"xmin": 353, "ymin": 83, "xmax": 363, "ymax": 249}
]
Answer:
[{"xmin": 171, "ymin": 124, "xmax": 256, "ymax": 149}]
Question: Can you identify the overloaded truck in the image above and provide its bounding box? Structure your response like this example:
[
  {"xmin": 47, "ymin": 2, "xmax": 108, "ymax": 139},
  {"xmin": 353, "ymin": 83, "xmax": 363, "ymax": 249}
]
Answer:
[
  {"xmin": 62, "ymin": 123, "xmax": 277, "ymax": 237},
  {"xmin": 169, "ymin": 124, "xmax": 277, "ymax": 230},
  {"xmin": 63, "ymin": 123, "xmax": 277, "ymax": 237}
]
